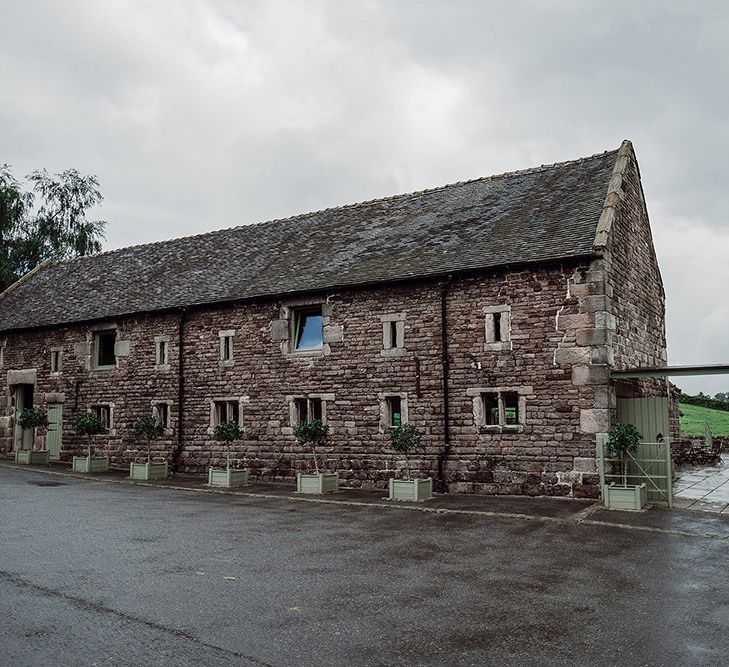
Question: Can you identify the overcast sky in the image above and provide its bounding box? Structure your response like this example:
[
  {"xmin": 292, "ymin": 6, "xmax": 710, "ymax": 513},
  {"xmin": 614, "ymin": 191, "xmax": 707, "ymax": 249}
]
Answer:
[{"xmin": 1, "ymin": 1, "xmax": 727, "ymax": 394}]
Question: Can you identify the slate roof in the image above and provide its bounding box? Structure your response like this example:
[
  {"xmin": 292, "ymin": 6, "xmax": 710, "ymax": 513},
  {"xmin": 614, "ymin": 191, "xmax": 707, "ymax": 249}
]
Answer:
[{"xmin": 0, "ymin": 146, "xmax": 620, "ymax": 333}]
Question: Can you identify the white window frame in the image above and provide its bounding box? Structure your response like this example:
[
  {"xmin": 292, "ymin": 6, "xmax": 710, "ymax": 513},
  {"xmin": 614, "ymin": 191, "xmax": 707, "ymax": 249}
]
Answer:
[{"xmin": 484, "ymin": 305, "xmax": 512, "ymax": 352}]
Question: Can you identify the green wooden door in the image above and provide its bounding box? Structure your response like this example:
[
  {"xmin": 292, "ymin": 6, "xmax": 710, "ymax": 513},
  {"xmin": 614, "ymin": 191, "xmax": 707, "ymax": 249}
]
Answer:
[
  {"xmin": 615, "ymin": 397, "xmax": 672, "ymax": 507},
  {"xmin": 46, "ymin": 404, "xmax": 63, "ymax": 459}
]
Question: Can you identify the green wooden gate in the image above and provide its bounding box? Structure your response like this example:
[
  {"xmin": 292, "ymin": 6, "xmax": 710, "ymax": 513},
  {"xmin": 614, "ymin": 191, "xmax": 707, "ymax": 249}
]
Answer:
[
  {"xmin": 46, "ymin": 404, "xmax": 63, "ymax": 459},
  {"xmin": 597, "ymin": 397, "xmax": 673, "ymax": 508}
]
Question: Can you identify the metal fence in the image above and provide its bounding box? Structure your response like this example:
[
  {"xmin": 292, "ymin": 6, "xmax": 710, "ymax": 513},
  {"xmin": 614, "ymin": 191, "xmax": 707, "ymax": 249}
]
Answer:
[{"xmin": 597, "ymin": 434, "xmax": 673, "ymax": 508}]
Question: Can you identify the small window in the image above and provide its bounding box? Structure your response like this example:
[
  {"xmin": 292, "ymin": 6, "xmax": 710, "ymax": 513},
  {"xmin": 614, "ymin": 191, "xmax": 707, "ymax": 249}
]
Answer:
[
  {"xmin": 94, "ymin": 330, "xmax": 117, "ymax": 368},
  {"xmin": 51, "ymin": 349, "xmax": 63, "ymax": 373},
  {"xmin": 220, "ymin": 334, "xmax": 234, "ymax": 362},
  {"xmin": 292, "ymin": 397, "xmax": 325, "ymax": 425},
  {"xmin": 91, "ymin": 405, "xmax": 111, "ymax": 430},
  {"xmin": 0, "ymin": 341, "xmax": 5, "ymax": 368},
  {"xmin": 479, "ymin": 391, "xmax": 521, "ymax": 428},
  {"xmin": 484, "ymin": 307, "xmax": 511, "ymax": 348},
  {"xmin": 386, "ymin": 396, "xmax": 402, "ymax": 428},
  {"xmin": 156, "ymin": 340, "xmax": 168, "ymax": 366},
  {"xmin": 482, "ymin": 393, "xmax": 499, "ymax": 426},
  {"xmin": 503, "ymin": 392, "xmax": 519, "ymax": 425},
  {"xmin": 153, "ymin": 403, "xmax": 170, "ymax": 429},
  {"xmin": 214, "ymin": 400, "xmax": 239, "ymax": 426},
  {"xmin": 493, "ymin": 312, "xmax": 502, "ymax": 342},
  {"xmin": 293, "ymin": 307, "xmax": 323, "ymax": 351},
  {"xmin": 388, "ymin": 321, "xmax": 398, "ymax": 349}
]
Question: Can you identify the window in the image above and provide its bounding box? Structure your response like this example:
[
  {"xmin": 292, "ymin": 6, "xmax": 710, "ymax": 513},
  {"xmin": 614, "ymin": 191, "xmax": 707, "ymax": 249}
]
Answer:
[
  {"xmin": 91, "ymin": 405, "xmax": 111, "ymax": 430},
  {"xmin": 386, "ymin": 396, "xmax": 402, "ymax": 428},
  {"xmin": 292, "ymin": 307, "xmax": 323, "ymax": 351},
  {"xmin": 156, "ymin": 340, "xmax": 168, "ymax": 366},
  {"xmin": 293, "ymin": 397, "xmax": 324, "ymax": 425},
  {"xmin": 153, "ymin": 402, "xmax": 170, "ymax": 429},
  {"xmin": 50, "ymin": 349, "xmax": 63, "ymax": 373},
  {"xmin": 214, "ymin": 400, "xmax": 240, "ymax": 426},
  {"xmin": 94, "ymin": 330, "xmax": 117, "ymax": 368},
  {"xmin": 0, "ymin": 340, "xmax": 5, "ymax": 368},
  {"xmin": 478, "ymin": 391, "xmax": 521, "ymax": 428},
  {"xmin": 484, "ymin": 306, "xmax": 511, "ymax": 351},
  {"xmin": 381, "ymin": 314, "xmax": 405, "ymax": 355},
  {"xmin": 221, "ymin": 335, "xmax": 233, "ymax": 362}
]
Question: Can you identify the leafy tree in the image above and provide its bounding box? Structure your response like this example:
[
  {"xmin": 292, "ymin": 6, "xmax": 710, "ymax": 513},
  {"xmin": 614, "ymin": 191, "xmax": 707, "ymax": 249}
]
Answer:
[
  {"xmin": 390, "ymin": 424, "xmax": 422, "ymax": 480},
  {"xmin": 74, "ymin": 412, "xmax": 105, "ymax": 459},
  {"xmin": 213, "ymin": 420, "xmax": 244, "ymax": 468},
  {"xmin": 0, "ymin": 164, "xmax": 106, "ymax": 291},
  {"xmin": 293, "ymin": 419, "xmax": 329, "ymax": 473},
  {"xmin": 606, "ymin": 422, "xmax": 642, "ymax": 486},
  {"xmin": 133, "ymin": 416, "xmax": 165, "ymax": 462},
  {"xmin": 17, "ymin": 407, "xmax": 47, "ymax": 431}
]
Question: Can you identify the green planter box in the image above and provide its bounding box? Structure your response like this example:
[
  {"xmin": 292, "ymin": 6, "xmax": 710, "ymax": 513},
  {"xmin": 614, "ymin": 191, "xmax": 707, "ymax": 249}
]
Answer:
[
  {"xmin": 603, "ymin": 483, "xmax": 647, "ymax": 511},
  {"xmin": 130, "ymin": 461, "xmax": 168, "ymax": 480},
  {"xmin": 296, "ymin": 472, "xmax": 339, "ymax": 494},
  {"xmin": 389, "ymin": 477, "xmax": 433, "ymax": 502},
  {"xmin": 15, "ymin": 449, "xmax": 50, "ymax": 465},
  {"xmin": 72, "ymin": 455, "xmax": 110, "ymax": 473},
  {"xmin": 208, "ymin": 467, "xmax": 249, "ymax": 488}
]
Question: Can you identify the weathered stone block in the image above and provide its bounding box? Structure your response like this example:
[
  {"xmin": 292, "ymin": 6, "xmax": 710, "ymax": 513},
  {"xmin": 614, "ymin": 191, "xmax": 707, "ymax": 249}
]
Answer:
[
  {"xmin": 573, "ymin": 457, "xmax": 597, "ymax": 473},
  {"xmin": 576, "ymin": 328, "xmax": 609, "ymax": 346},
  {"xmin": 583, "ymin": 295, "xmax": 610, "ymax": 313},
  {"xmin": 554, "ymin": 347, "xmax": 591, "ymax": 365},
  {"xmin": 572, "ymin": 365, "xmax": 610, "ymax": 386},
  {"xmin": 322, "ymin": 325, "xmax": 344, "ymax": 344},
  {"xmin": 270, "ymin": 319, "xmax": 289, "ymax": 341},
  {"xmin": 580, "ymin": 409, "xmax": 610, "ymax": 433}
]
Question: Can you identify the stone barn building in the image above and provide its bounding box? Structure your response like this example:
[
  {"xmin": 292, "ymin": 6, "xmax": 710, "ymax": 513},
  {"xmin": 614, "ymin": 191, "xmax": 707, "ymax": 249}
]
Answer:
[{"xmin": 0, "ymin": 140, "xmax": 667, "ymax": 498}]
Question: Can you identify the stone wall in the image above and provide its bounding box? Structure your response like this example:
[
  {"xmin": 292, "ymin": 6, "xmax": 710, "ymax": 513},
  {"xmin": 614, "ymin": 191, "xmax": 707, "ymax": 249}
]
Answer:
[{"xmin": 0, "ymin": 258, "xmax": 614, "ymax": 497}]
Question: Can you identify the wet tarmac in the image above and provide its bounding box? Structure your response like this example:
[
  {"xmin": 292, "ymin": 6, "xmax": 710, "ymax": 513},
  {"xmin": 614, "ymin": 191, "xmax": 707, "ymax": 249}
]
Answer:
[{"xmin": 2, "ymin": 464, "xmax": 729, "ymax": 666}]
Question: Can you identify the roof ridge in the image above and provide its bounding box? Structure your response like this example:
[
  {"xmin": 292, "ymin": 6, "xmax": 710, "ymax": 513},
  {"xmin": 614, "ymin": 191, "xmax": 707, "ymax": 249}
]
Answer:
[{"xmin": 53, "ymin": 145, "xmax": 620, "ymax": 267}]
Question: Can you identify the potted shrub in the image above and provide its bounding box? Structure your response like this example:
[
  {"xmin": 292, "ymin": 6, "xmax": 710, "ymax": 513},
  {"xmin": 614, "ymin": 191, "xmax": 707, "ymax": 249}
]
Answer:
[
  {"xmin": 14, "ymin": 407, "xmax": 50, "ymax": 465},
  {"xmin": 388, "ymin": 424, "xmax": 432, "ymax": 501},
  {"xmin": 294, "ymin": 419, "xmax": 338, "ymax": 494},
  {"xmin": 208, "ymin": 420, "xmax": 249, "ymax": 487},
  {"xmin": 129, "ymin": 416, "xmax": 168, "ymax": 480},
  {"xmin": 603, "ymin": 422, "xmax": 647, "ymax": 510},
  {"xmin": 72, "ymin": 413, "xmax": 110, "ymax": 473}
]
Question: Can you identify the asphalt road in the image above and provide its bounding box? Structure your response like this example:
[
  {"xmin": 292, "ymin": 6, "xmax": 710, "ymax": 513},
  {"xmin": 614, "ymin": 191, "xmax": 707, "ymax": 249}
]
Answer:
[{"xmin": 1, "ymin": 465, "xmax": 729, "ymax": 667}]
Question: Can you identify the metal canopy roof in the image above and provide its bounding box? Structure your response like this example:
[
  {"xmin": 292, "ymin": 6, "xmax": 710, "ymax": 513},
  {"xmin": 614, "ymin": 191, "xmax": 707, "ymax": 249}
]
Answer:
[{"xmin": 611, "ymin": 364, "xmax": 729, "ymax": 379}]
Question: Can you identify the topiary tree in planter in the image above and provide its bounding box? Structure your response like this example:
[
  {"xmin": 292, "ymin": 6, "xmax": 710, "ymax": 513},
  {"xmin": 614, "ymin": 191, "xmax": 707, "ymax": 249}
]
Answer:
[
  {"xmin": 293, "ymin": 419, "xmax": 338, "ymax": 494},
  {"xmin": 293, "ymin": 418, "xmax": 329, "ymax": 474},
  {"xmin": 130, "ymin": 416, "xmax": 167, "ymax": 480},
  {"xmin": 389, "ymin": 424, "xmax": 431, "ymax": 501},
  {"xmin": 606, "ymin": 422, "xmax": 642, "ymax": 486},
  {"xmin": 391, "ymin": 424, "xmax": 421, "ymax": 480},
  {"xmin": 72, "ymin": 412, "xmax": 109, "ymax": 473},
  {"xmin": 603, "ymin": 422, "xmax": 646, "ymax": 510},
  {"xmin": 208, "ymin": 420, "xmax": 249, "ymax": 487},
  {"xmin": 14, "ymin": 408, "xmax": 49, "ymax": 464}
]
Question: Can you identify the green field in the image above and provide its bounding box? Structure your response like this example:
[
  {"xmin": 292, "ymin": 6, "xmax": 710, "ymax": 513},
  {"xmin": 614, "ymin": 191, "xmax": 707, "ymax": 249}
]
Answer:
[{"xmin": 679, "ymin": 402, "xmax": 729, "ymax": 436}]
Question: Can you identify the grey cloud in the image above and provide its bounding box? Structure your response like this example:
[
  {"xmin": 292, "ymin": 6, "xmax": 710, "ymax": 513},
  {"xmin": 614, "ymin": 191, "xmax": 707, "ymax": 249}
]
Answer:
[{"xmin": 1, "ymin": 0, "xmax": 727, "ymax": 392}]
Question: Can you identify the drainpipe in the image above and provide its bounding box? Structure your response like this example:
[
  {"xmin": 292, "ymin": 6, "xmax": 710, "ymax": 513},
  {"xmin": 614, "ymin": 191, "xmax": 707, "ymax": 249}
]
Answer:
[
  {"xmin": 171, "ymin": 308, "xmax": 186, "ymax": 472},
  {"xmin": 435, "ymin": 277, "xmax": 452, "ymax": 493}
]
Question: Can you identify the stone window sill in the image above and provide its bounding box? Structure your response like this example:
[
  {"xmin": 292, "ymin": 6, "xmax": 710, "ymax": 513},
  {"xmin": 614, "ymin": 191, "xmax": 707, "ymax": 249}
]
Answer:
[
  {"xmin": 155, "ymin": 364, "xmax": 171, "ymax": 373},
  {"xmin": 219, "ymin": 360, "xmax": 235, "ymax": 369},
  {"xmin": 380, "ymin": 347, "xmax": 407, "ymax": 358},
  {"xmin": 483, "ymin": 341, "xmax": 512, "ymax": 352},
  {"xmin": 478, "ymin": 425, "xmax": 524, "ymax": 434}
]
